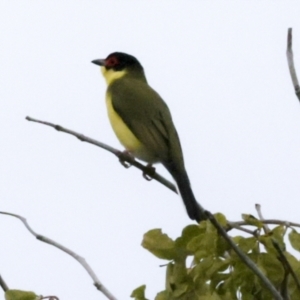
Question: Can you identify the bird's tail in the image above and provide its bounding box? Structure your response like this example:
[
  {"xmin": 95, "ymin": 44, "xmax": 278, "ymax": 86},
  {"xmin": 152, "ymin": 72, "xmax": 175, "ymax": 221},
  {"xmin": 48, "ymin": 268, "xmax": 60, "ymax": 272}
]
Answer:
[{"xmin": 165, "ymin": 164, "xmax": 205, "ymax": 223}]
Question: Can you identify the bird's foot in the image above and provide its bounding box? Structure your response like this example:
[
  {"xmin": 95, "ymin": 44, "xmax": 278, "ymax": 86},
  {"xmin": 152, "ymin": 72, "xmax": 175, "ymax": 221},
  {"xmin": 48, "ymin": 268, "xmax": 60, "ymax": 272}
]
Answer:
[
  {"xmin": 143, "ymin": 164, "xmax": 156, "ymax": 181},
  {"xmin": 118, "ymin": 150, "xmax": 135, "ymax": 168}
]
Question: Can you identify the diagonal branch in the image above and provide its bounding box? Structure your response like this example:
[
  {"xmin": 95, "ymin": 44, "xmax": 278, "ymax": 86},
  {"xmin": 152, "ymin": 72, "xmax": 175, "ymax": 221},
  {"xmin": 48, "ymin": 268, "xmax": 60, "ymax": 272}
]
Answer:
[
  {"xmin": 286, "ymin": 28, "xmax": 300, "ymax": 101},
  {"xmin": 205, "ymin": 211, "xmax": 283, "ymax": 300},
  {"xmin": 26, "ymin": 116, "xmax": 177, "ymax": 194},
  {"xmin": 272, "ymin": 238, "xmax": 300, "ymax": 293},
  {"xmin": 0, "ymin": 211, "xmax": 117, "ymax": 300}
]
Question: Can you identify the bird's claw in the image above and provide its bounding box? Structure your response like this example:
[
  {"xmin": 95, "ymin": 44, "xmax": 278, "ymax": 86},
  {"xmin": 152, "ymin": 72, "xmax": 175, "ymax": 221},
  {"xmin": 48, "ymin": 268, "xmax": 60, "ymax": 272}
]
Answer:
[
  {"xmin": 119, "ymin": 159, "xmax": 131, "ymax": 168},
  {"xmin": 118, "ymin": 150, "xmax": 135, "ymax": 168},
  {"xmin": 143, "ymin": 164, "xmax": 156, "ymax": 181}
]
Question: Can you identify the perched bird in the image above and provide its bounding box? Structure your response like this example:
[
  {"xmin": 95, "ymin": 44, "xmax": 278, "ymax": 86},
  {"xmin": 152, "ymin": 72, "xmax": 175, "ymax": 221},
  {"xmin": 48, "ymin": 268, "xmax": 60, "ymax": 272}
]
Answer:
[{"xmin": 92, "ymin": 52, "xmax": 204, "ymax": 222}]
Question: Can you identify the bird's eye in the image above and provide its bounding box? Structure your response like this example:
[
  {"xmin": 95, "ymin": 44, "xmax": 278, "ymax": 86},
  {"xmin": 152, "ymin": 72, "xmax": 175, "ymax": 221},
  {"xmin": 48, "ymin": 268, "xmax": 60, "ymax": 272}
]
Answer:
[{"xmin": 106, "ymin": 57, "xmax": 119, "ymax": 67}]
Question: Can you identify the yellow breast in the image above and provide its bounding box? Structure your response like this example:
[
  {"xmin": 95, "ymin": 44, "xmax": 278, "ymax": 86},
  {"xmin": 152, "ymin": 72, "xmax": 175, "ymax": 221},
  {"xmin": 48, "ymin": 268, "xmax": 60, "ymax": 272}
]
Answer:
[
  {"xmin": 101, "ymin": 65, "xmax": 158, "ymax": 163},
  {"xmin": 106, "ymin": 92, "xmax": 142, "ymax": 151},
  {"xmin": 105, "ymin": 92, "xmax": 158, "ymax": 163}
]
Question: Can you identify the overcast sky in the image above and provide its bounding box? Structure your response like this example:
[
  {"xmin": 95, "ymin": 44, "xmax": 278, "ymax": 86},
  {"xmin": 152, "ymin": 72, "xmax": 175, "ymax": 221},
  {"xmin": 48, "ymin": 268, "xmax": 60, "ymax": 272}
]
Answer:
[{"xmin": 1, "ymin": 1, "xmax": 300, "ymax": 299}]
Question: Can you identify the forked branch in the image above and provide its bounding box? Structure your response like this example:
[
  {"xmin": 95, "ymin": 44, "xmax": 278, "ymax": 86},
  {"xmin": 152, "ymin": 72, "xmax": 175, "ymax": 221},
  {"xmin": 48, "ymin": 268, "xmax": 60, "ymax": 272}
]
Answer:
[{"xmin": 0, "ymin": 212, "xmax": 117, "ymax": 300}]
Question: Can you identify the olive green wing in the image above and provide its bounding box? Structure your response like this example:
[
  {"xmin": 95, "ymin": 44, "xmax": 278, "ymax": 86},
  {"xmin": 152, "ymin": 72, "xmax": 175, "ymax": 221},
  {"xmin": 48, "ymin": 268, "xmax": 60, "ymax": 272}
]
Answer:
[{"xmin": 109, "ymin": 79, "xmax": 181, "ymax": 163}]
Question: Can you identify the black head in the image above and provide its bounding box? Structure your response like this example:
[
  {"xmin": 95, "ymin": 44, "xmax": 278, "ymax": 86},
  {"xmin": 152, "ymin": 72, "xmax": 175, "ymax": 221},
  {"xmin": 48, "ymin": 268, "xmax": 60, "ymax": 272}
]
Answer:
[{"xmin": 92, "ymin": 52, "xmax": 143, "ymax": 72}]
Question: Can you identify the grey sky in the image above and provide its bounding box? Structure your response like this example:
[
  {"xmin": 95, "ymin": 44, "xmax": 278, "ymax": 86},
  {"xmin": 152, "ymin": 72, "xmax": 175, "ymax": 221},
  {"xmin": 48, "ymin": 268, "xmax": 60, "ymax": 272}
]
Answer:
[{"xmin": 1, "ymin": 1, "xmax": 300, "ymax": 299}]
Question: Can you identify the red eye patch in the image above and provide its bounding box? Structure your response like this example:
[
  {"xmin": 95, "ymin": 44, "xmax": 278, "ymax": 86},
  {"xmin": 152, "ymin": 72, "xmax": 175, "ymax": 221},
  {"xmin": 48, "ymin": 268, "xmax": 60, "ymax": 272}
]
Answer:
[{"xmin": 106, "ymin": 56, "xmax": 119, "ymax": 67}]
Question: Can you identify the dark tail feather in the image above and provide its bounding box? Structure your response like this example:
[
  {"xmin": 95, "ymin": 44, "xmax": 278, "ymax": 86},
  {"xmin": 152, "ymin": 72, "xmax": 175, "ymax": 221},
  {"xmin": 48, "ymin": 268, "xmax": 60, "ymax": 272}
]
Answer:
[
  {"xmin": 175, "ymin": 172, "xmax": 205, "ymax": 222},
  {"xmin": 165, "ymin": 164, "xmax": 205, "ymax": 222}
]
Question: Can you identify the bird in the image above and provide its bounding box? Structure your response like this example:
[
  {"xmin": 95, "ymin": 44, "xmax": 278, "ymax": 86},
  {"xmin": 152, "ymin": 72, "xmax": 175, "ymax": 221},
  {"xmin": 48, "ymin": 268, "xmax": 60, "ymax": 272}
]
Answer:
[{"xmin": 92, "ymin": 52, "xmax": 204, "ymax": 222}]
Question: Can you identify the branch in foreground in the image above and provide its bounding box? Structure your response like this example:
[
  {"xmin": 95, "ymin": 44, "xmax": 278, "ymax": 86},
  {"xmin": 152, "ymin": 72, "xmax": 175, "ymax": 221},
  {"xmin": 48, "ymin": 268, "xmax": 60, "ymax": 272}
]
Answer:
[
  {"xmin": 26, "ymin": 116, "xmax": 177, "ymax": 194},
  {"xmin": 255, "ymin": 205, "xmax": 300, "ymax": 295},
  {"xmin": 205, "ymin": 211, "xmax": 283, "ymax": 300},
  {"xmin": 0, "ymin": 212, "xmax": 117, "ymax": 300},
  {"xmin": 287, "ymin": 28, "xmax": 300, "ymax": 101},
  {"xmin": 272, "ymin": 238, "xmax": 300, "ymax": 293}
]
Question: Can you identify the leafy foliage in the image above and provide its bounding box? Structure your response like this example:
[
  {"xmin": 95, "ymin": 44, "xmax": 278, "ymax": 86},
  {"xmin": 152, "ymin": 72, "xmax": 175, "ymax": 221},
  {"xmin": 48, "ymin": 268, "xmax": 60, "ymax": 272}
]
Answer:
[
  {"xmin": 5, "ymin": 290, "xmax": 39, "ymax": 300},
  {"xmin": 132, "ymin": 214, "xmax": 300, "ymax": 300}
]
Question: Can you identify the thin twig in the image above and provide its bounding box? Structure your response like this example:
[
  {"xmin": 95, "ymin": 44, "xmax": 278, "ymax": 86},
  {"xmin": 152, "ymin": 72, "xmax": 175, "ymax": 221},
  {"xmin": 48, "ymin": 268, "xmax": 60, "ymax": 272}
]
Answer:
[
  {"xmin": 205, "ymin": 211, "xmax": 283, "ymax": 300},
  {"xmin": 229, "ymin": 219, "xmax": 300, "ymax": 229},
  {"xmin": 272, "ymin": 239, "xmax": 300, "ymax": 292},
  {"xmin": 0, "ymin": 275, "xmax": 9, "ymax": 292},
  {"xmin": 255, "ymin": 204, "xmax": 271, "ymax": 233},
  {"xmin": 26, "ymin": 116, "xmax": 177, "ymax": 194},
  {"xmin": 226, "ymin": 222, "xmax": 259, "ymax": 236},
  {"xmin": 286, "ymin": 28, "xmax": 300, "ymax": 101},
  {"xmin": 0, "ymin": 212, "xmax": 117, "ymax": 300}
]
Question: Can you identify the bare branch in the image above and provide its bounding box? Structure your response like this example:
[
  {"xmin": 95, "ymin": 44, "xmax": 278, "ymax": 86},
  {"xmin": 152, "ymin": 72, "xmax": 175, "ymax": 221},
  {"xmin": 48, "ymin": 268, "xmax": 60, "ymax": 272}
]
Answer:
[
  {"xmin": 226, "ymin": 222, "xmax": 260, "ymax": 236},
  {"xmin": 26, "ymin": 116, "xmax": 177, "ymax": 194},
  {"xmin": 0, "ymin": 275, "xmax": 9, "ymax": 292},
  {"xmin": 205, "ymin": 211, "xmax": 283, "ymax": 300},
  {"xmin": 286, "ymin": 28, "xmax": 300, "ymax": 101},
  {"xmin": 229, "ymin": 219, "xmax": 300, "ymax": 230},
  {"xmin": 255, "ymin": 204, "xmax": 271, "ymax": 233},
  {"xmin": 0, "ymin": 212, "xmax": 117, "ymax": 300}
]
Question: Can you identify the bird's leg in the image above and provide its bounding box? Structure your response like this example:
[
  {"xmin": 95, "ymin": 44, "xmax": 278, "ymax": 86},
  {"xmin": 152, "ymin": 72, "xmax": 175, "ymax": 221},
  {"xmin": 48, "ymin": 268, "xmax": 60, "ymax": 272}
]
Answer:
[
  {"xmin": 143, "ymin": 164, "xmax": 156, "ymax": 181},
  {"xmin": 117, "ymin": 150, "xmax": 135, "ymax": 168}
]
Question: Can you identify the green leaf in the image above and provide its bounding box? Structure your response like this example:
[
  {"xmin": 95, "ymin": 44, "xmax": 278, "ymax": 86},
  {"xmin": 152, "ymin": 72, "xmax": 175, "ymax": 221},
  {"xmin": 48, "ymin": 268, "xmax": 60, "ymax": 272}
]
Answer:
[
  {"xmin": 272, "ymin": 225, "xmax": 285, "ymax": 240},
  {"xmin": 5, "ymin": 290, "xmax": 38, "ymax": 300},
  {"xmin": 154, "ymin": 291, "xmax": 168, "ymax": 300},
  {"xmin": 142, "ymin": 229, "xmax": 175, "ymax": 260},
  {"xmin": 130, "ymin": 285, "xmax": 148, "ymax": 300},
  {"xmin": 241, "ymin": 214, "xmax": 263, "ymax": 228},
  {"xmin": 168, "ymin": 261, "xmax": 187, "ymax": 284},
  {"xmin": 230, "ymin": 253, "xmax": 258, "ymax": 292},
  {"xmin": 289, "ymin": 229, "xmax": 300, "ymax": 252},
  {"xmin": 173, "ymin": 225, "xmax": 202, "ymax": 259},
  {"xmin": 232, "ymin": 236, "xmax": 243, "ymax": 244},
  {"xmin": 172, "ymin": 282, "xmax": 189, "ymax": 298},
  {"xmin": 257, "ymin": 253, "xmax": 284, "ymax": 285},
  {"xmin": 283, "ymin": 252, "xmax": 300, "ymax": 296},
  {"xmin": 182, "ymin": 225, "xmax": 203, "ymax": 240},
  {"xmin": 165, "ymin": 263, "xmax": 175, "ymax": 293},
  {"xmin": 270, "ymin": 225, "xmax": 286, "ymax": 250},
  {"xmin": 177, "ymin": 225, "xmax": 202, "ymax": 248},
  {"xmin": 213, "ymin": 213, "xmax": 227, "ymax": 227},
  {"xmin": 236, "ymin": 236, "xmax": 257, "ymax": 253},
  {"xmin": 189, "ymin": 233, "xmax": 218, "ymax": 260},
  {"xmin": 198, "ymin": 293, "xmax": 222, "ymax": 300},
  {"xmin": 259, "ymin": 235, "xmax": 277, "ymax": 256},
  {"xmin": 210, "ymin": 273, "xmax": 230, "ymax": 293},
  {"xmin": 207, "ymin": 258, "xmax": 230, "ymax": 278},
  {"xmin": 187, "ymin": 222, "xmax": 219, "ymax": 260},
  {"xmin": 216, "ymin": 236, "xmax": 231, "ymax": 257},
  {"xmin": 192, "ymin": 257, "xmax": 215, "ymax": 282},
  {"xmin": 165, "ymin": 261, "xmax": 195, "ymax": 299}
]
